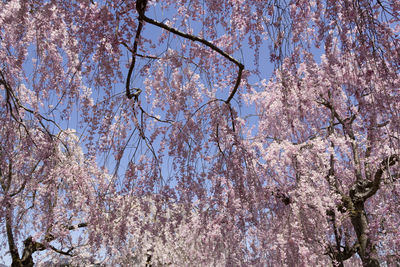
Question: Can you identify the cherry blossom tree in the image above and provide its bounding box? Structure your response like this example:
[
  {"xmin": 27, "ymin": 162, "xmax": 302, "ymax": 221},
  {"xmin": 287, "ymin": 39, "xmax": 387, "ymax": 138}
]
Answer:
[
  {"xmin": 0, "ymin": 0, "xmax": 399, "ymax": 266},
  {"xmin": 247, "ymin": 1, "xmax": 400, "ymax": 265}
]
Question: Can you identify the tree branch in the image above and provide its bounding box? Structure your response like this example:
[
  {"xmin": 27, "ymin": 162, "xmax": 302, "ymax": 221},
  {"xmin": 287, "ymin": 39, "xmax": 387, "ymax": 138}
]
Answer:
[
  {"xmin": 5, "ymin": 204, "xmax": 20, "ymax": 264},
  {"xmin": 66, "ymin": 222, "xmax": 88, "ymax": 230},
  {"xmin": 273, "ymin": 189, "xmax": 291, "ymax": 205},
  {"xmin": 125, "ymin": 1, "xmax": 147, "ymax": 100},
  {"xmin": 363, "ymin": 154, "xmax": 399, "ymax": 200},
  {"xmin": 319, "ymin": 99, "xmax": 363, "ymax": 181},
  {"xmin": 49, "ymin": 245, "xmax": 74, "ymax": 257},
  {"xmin": 129, "ymin": 0, "xmax": 244, "ymax": 104},
  {"xmin": 16, "ymin": 222, "xmax": 88, "ymax": 266}
]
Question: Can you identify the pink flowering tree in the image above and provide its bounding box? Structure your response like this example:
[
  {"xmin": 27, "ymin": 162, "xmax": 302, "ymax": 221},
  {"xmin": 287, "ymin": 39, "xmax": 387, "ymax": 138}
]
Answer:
[{"xmin": 0, "ymin": 0, "xmax": 399, "ymax": 266}]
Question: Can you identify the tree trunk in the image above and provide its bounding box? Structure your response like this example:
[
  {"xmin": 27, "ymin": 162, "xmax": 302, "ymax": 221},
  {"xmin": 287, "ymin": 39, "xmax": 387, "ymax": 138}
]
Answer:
[{"xmin": 350, "ymin": 202, "xmax": 380, "ymax": 267}]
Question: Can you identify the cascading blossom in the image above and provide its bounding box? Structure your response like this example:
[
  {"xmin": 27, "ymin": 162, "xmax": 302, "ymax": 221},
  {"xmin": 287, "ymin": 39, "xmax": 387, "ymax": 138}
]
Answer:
[{"xmin": 0, "ymin": 0, "xmax": 399, "ymax": 266}]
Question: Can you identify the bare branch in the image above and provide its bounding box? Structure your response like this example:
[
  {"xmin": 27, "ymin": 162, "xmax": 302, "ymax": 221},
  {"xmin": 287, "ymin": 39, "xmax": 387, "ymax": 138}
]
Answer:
[
  {"xmin": 140, "ymin": 14, "xmax": 244, "ymax": 104},
  {"xmin": 125, "ymin": 1, "xmax": 148, "ymax": 100},
  {"xmin": 128, "ymin": 0, "xmax": 244, "ymax": 104}
]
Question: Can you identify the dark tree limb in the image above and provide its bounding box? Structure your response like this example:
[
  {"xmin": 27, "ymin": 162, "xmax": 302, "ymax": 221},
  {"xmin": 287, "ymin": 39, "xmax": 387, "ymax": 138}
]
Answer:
[
  {"xmin": 6, "ymin": 207, "xmax": 20, "ymax": 266},
  {"xmin": 347, "ymin": 154, "xmax": 399, "ymax": 203},
  {"xmin": 140, "ymin": 13, "xmax": 244, "ymax": 104},
  {"xmin": 8, "ymin": 222, "xmax": 88, "ymax": 267},
  {"xmin": 327, "ymin": 241, "xmax": 359, "ymax": 267},
  {"xmin": 126, "ymin": 0, "xmax": 244, "ymax": 104},
  {"xmin": 273, "ymin": 189, "xmax": 291, "ymax": 205},
  {"xmin": 343, "ymin": 155, "xmax": 399, "ymax": 267},
  {"xmin": 66, "ymin": 222, "xmax": 88, "ymax": 230},
  {"xmin": 364, "ymin": 154, "xmax": 399, "ymax": 200},
  {"xmin": 125, "ymin": 0, "xmax": 148, "ymax": 100}
]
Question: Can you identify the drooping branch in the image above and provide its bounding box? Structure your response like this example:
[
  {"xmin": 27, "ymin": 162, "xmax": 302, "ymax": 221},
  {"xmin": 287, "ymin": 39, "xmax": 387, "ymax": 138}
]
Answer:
[
  {"xmin": 0, "ymin": 69, "xmax": 62, "ymax": 135},
  {"xmin": 0, "ymin": 70, "xmax": 22, "ymax": 125},
  {"xmin": 139, "ymin": 13, "xmax": 244, "ymax": 104},
  {"xmin": 126, "ymin": 0, "xmax": 244, "ymax": 104},
  {"xmin": 125, "ymin": 0, "xmax": 148, "ymax": 100}
]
